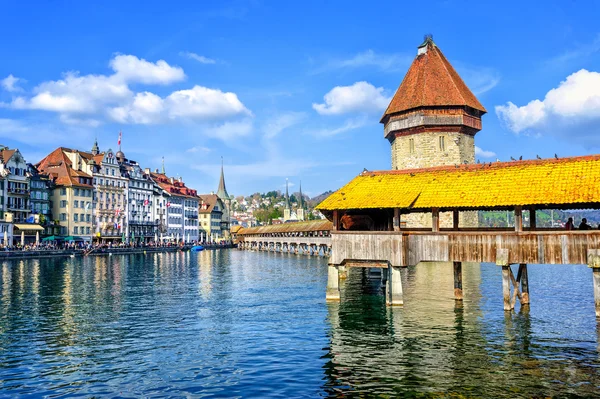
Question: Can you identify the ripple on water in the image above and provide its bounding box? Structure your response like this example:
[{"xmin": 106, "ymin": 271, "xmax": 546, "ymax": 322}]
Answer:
[{"xmin": 1, "ymin": 254, "xmax": 600, "ymax": 397}]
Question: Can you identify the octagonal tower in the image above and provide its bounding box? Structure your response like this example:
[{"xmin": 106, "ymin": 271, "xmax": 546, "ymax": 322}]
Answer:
[{"xmin": 381, "ymin": 36, "xmax": 487, "ymax": 170}]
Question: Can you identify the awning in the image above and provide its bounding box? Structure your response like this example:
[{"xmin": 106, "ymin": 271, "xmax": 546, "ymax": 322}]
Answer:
[{"xmin": 14, "ymin": 224, "xmax": 45, "ymax": 231}]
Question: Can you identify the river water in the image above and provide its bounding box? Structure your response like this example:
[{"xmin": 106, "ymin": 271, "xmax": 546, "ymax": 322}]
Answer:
[{"xmin": 0, "ymin": 250, "xmax": 599, "ymax": 398}]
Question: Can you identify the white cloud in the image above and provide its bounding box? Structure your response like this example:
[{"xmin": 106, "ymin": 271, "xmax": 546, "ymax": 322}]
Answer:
[
  {"xmin": 313, "ymin": 81, "xmax": 390, "ymax": 115},
  {"xmin": 12, "ymin": 70, "xmax": 132, "ymax": 113},
  {"xmin": 187, "ymin": 146, "xmax": 212, "ymax": 153},
  {"xmin": 110, "ymin": 54, "xmax": 185, "ymax": 85},
  {"xmin": 59, "ymin": 115, "xmax": 102, "ymax": 127},
  {"xmin": 312, "ymin": 50, "xmax": 411, "ymax": 74},
  {"xmin": 204, "ymin": 119, "xmax": 253, "ymax": 141},
  {"xmin": 109, "ymin": 91, "xmax": 164, "ymax": 124},
  {"xmin": 310, "ymin": 116, "xmax": 369, "ymax": 137},
  {"xmin": 1, "ymin": 74, "xmax": 24, "ymax": 92},
  {"xmin": 8, "ymin": 54, "xmax": 250, "ymax": 127},
  {"xmin": 496, "ymin": 69, "xmax": 600, "ymax": 145},
  {"xmin": 549, "ymin": 34, "xmax": 600, "ymax": 65},
  {"xmin": 263, "ymin": 112, "xmax": 305, "ymax": 139},
  {"xmin": 475, "ymin": 146, "xmax": 496, "ymax": 158},
  {"xmin": 455, "ymin": 64, "xmax": 500, "ymax": 95},
  {"xmin": 166, "ymin": 86, "xmax": 251, "ymax": 120},
  {"xmin": 180, "ymin": 51, "xmax": 217, "ymax": 64}
]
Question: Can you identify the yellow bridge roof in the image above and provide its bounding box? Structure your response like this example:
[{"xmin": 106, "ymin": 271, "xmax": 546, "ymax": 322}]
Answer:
[
  {"xmin": 238, "ymin": 220, "xmax": 332, "ymax": 235},
  {"xmin": 317, "ymin": 155, "xmax": 600, "ymax": 211}
]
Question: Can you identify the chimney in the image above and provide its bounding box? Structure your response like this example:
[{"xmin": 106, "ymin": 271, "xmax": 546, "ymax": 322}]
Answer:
[
  {"xmin": 144, "ymin": 168, "xmax": 151, "ymax": 174},
  {"xmin": 155, "ymin": 168, "xmax": 159, "ymax": 173},
  {"xmin": 179, "ymin": 177, "xmax": 183, "ymax": 183},
  {"xmin": 170, "ymin": 177, "xmax": 174, "ymax": 184}
]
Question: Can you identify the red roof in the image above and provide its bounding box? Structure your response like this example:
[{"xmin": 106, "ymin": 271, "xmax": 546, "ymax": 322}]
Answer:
[
  {"xmin": 150, "ymin": 172, "xmax": 198, "ymax": 198},
  {"xmin": 36, "ymin": 148, "xmax": 93, "ymax": 188},
  {"xmin": 381, "ymin": 38, "xmax": 486, "ymax": 122}
]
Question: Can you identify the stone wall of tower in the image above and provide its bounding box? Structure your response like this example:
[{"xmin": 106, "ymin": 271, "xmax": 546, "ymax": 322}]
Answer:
[{"xmin": 390, "ymin": 132, "xmax": 475, "ymax": 170}]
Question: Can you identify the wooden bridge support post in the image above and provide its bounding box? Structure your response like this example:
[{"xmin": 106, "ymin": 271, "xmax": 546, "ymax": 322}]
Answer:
[
  {"xmin": 386, "ymin": 266, "xmax": 403, "ymax": 306},
  {"xmin": 502, "ymin": 266, "xmax": 513, "ymax": 311},
  {"xmin": 587, "ymin": 250, "xmax": 600, "ymax": 317},
  {"xmin": 496, "ymin": 249, "xmax": 513, "ymax": 311},
  {"xmin": 453, "ymin": 261, "xmax": 463, "ymax": 301},
  {"xmin": 326, "ymin": 265, "xmax": 341, "ymax": 301},
  {"xmin": 518, "ymin": 263, "xmax": 530, "ymax": 305}
]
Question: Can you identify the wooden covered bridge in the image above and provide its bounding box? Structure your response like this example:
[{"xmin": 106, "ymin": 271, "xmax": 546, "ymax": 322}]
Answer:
[
  {"xmin": 237, "ymin": 220, "xmax": 332, "ymax": 256},
  {"xmin": 316, "ymin": 154, "xmax": 600, "ymax": 317}
]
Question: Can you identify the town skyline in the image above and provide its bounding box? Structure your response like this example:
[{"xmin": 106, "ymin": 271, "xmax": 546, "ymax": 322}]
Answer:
[{"xmin": 2, "ymin": 1, "xmax": 600, "ymax": 197}]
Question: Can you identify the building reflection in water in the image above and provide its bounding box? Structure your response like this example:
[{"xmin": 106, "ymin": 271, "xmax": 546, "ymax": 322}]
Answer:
[{"xmin": 324, "ymin": 262, "xmax": 493, "ymax": 397}]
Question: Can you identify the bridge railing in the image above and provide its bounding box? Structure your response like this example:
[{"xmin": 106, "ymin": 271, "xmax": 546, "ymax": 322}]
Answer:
[{"xmin": 331, "ymin": 230, "xmax": 600, "ymax": 266}]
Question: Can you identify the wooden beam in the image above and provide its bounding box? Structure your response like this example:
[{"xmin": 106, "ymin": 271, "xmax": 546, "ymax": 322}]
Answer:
[
  {"xmin": 453, "ymin": 210, "xmax": 459, "ymax": 230},
  {"xmin": 453, "ymin": 261, "xmax": 463, "ymax": 300},
  {"xmin": 519, "ymin": 263, "xmax": 530, "ymax": 305},
  {"xmin": 393, "ymin": 208, "xmax": 400, "ymax": 232},
  {"xmin": 333, "ymin": 210, "xmax": 339, "ymax": 231},
  {"xmin": 515, "ymin": 206, "xmax": 523, "ymax": 232},
  {"xmin": 432, "ymin": 207, "xmax": 440, "ymax": 232}
]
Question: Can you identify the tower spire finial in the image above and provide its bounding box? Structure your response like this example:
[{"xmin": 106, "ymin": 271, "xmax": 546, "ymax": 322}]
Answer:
[
  {"xmin": 285, "ymin": 178, "xmax": 290, "ymax": 209},
  {"xmin": 161, "ymin": 156, "xmax": 165, "ymax": 174},
  {"xmin": 216, "ymin": 156, "xmax": 229, "ymax": 200}
]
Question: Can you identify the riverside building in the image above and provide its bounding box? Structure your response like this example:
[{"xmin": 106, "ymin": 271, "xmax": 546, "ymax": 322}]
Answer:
[
  {"xmin": 88, "ymin": 140, "xmax": 129, "ymax": 242},
  {"xmin": 1, "ymin": 147, "xmax": 31, "ymax": 224},
  {"xmin": 36, "ymin": 148, "xmax": 94, "ymax": 241},
  {"xmin": 117, "ymin": 150, "xmax": 157, "ymax": 243},
  {"xmin": 150, "ymin": 170, "xmax": 199, "ymax": 243}
]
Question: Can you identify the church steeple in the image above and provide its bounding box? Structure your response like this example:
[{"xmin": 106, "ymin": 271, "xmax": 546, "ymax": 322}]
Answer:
[
  {"xmin": 283, "ymin": 178, "xmax": 291, "ymax": 222},
  {"xmin": 91, "ymin": 138, "xmax": 99, "ymax": 155},
  {"xmin": 216, "ymin": 157, "xmax": 229, "ymax": 201},
  {"xmin": 161, "ymin": 157, "xmax": 165, "ymax": 174},
  {"xmin": 297, "ymin": 180, "xmax": 306, "ymax": 221}
]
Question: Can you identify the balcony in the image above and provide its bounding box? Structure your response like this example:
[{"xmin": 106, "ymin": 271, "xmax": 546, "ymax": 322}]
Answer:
[
  {"xmin": 7, "ymin": 205, "xmax": 30, "ymax": 212},
  {"xmin": 129, "ymin": 220, "xmax": 158, "ymax": 226},
  {"xmin": 7, "ymin": 188, "xmax": 29, "ymax": 196}
]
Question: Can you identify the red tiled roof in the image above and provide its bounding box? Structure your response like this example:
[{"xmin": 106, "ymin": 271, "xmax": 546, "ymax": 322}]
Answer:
[
  {"xmin": 198, "ymin": 194, "xmax": 221, "ymax": 213},
  {"xmin": 36, "ymin": 147, "xmax": 93, "ymax": 188},
  {"xmin": 150, "ymin": 172, "xmax": 198, "ymax": 198},
  {"xmin": 381, "ymin": 39, "xmax": 486, "ymax": 122},
  {"xmin": 0, "ymin": 149, "xmax": 16, "ymax": 163}
]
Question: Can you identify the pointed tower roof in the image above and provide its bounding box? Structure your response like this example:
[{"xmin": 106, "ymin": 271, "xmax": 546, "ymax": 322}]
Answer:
[
  {"xmin": 216, "ymin": 157, "xmax": 230, "ymax": 200},
  {"xmin": 381, "ymin": 36, "xmax": 486, "ymax": 123},
  {"xmin": 298, "ymin": 181, "xmax": 304, "ymax": 209},
  {"xmin": 285, "ymin": 178, "xmax": 290, "ymax": 209},
  {"xmin": 91, "ymin": 139, "xmax": 99, "ymax": 155}
]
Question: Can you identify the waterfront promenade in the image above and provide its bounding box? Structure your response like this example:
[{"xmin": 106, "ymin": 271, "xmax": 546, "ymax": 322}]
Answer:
[{"xmin": 0, "ymin": 243, "xmax": 234, "ymax": 260}]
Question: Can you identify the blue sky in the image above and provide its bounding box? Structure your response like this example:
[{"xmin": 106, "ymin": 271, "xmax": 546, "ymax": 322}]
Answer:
[{"xmin": 1, "ymin": 0, "xmax": 600, "ymax": 198}]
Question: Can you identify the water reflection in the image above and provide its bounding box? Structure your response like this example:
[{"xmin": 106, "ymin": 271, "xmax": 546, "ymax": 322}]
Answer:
[
  {"xmin": 325, "ymin": 262, "xmax": 600, "ymax": 397},
  {"xmin": 2, "ymin": 253, "xmax": 600, "ymax": 397}
]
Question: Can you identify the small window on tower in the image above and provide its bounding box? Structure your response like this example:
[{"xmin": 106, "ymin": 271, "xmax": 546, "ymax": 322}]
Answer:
[
  {"xmin": 439, "ymin": 136, "xmax": 445, "ymax": 151},
  {"xmin": 409, "ymin": 138, "xmax": 415, "ymax": 154}
]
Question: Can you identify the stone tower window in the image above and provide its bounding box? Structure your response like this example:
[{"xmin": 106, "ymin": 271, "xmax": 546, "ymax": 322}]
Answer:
[
  {"xmin": 439, "ymin": 136, "xmax": 446, "ymax": 151},
  {"xmin": 409, "ymin": 138, "xmax": 415, "ymax": 154}
]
